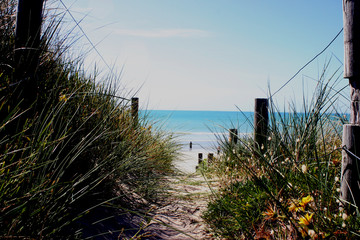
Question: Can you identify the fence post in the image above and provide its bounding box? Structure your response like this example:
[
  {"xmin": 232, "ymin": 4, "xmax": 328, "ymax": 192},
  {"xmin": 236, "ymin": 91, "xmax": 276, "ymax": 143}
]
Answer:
[
  {"xmin": 254, "ymin": 98, "xmax": 269, "ymax": 151},
  {"xmin": 15, "ymin": 0, "xmax": 44, "ymax": 105},
  {"xmin": 344, "ymin": 0, "xmax": 360, "ymax": 124},
  {"xmin": 198, "ymin": 153, "xmax": 203, "ymax": 164},
  {"xmin": 341, "ymin": 0, "xmax": 360, "ymax": 212},
  {"xmin": 341, "ymin": 125, "xmax": 360, "ymax": 211},
  {"xmin": 131, "ymin": 97, "xmax": 139, "ymax": 123},
  {"xmin": 229, "ymin": 128, "xmax": 238, "ymax": 145}
]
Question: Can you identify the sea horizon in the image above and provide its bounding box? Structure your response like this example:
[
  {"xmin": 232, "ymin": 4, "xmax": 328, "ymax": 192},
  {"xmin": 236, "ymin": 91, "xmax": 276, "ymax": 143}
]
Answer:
[
  {"xmin": 142, "ymin": 109, "xmax": 254, "ymax": 152},
  {"xmin": 142, "ymin": 109, "xmax": 348, "ymax": 151}
]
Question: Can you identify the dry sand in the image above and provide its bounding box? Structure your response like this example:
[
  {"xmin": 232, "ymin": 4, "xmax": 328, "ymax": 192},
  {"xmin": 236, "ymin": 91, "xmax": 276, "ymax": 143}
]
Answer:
[
  {"xmin": 173, "ymin": 148, "xmax": 218, "ymax": 174},
  {"xmin": 143, "ymin": 151, "xmax": 221, "ymax": 240},
  {"xmin": 145, "ymin": 173, "xmax": 219, "ymax": 240},
  {"xmin": 173, "ymin": 151, "xmax": 201, "ymax": 174}
]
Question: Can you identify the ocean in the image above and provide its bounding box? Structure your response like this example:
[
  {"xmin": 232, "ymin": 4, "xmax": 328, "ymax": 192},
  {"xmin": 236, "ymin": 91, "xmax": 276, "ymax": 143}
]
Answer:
[
  {"xmin": 142, "ymin": 110, "xmax": 345, "ymax": 173},
  {"xmin": 142, "ymin": 110, "xmax": 254, "ymax": 152}
]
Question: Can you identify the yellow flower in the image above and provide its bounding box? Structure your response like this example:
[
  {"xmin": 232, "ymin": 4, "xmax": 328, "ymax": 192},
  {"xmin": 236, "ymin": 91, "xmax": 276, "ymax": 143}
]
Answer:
[
  {"xmin": 298, "ymin": 213, "xmax": 314, "ymax": 226},
  {"xmin": 59, "ymin": 94, "xmax": 68, "ymax": 102},
  {"xmin": 300, "ymin": 195, "xmax": 313, "ymax": 207},
  {"xmin": 288, "ymin": 202, "xmax": 297, "ymax": 212},
  {"xmin": 288, "ymin": 200, "xmax": 304, "ymax": 212}
]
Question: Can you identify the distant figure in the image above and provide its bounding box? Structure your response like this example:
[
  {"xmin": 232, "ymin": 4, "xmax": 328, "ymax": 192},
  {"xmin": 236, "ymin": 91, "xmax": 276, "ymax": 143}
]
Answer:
[
  {"xmin": 217, "ymin": 146, "xmax": 220, "ymax": 154},
  {"xmin": 189, "ymin": 141, "xmax": 193, "ymax": 149}
]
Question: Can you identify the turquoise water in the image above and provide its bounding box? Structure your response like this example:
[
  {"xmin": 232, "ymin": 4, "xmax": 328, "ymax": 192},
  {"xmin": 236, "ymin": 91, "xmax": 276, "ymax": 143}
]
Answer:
[{"xmin": 142, "ymin": 110, "xmax": 254, "ymax": 151}]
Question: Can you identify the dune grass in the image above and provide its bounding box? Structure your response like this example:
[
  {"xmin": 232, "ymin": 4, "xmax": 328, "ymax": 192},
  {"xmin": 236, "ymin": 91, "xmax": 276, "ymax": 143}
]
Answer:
[
  {"xmin": 201, "ymin": 64, "xmax": 360, "ymax": 239},
  {"xmin": 0, "ymin": 1, "xmax": 179, "ymax": 238}
]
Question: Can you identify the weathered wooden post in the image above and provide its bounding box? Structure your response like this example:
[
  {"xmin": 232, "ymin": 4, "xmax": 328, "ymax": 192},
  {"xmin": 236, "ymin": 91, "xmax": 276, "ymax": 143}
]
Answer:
[
  {"xmin": 229, "ymin": 128, "xmax": 238, "ymax": 145},
  {"xmin": 254, "ymin": 98, "xmax": 269, "ymax": 151},
  {"xmin": 131, "ymin": 97, "xmax": 139, "ymax": 123},
  {"xmin": 341, "ymin": 126, "xmax": 360, "ymax": 210},
  {"xmin": 198, "ymin": 153, "xmax": 203, "ymax": 164},
  {"xmin": 15, "ymin": 0, "xmax": 44, "ymax": 105},
  {"xmin": 341, "ymin": 0, "xmax": 360, "ymax": 212}
]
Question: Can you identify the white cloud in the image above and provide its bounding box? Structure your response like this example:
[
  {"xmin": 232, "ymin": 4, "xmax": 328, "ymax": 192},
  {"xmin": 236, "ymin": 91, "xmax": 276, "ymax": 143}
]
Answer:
[{"xmin": 113, "ymin": 28, "xmax": 211, "ymax": 38}]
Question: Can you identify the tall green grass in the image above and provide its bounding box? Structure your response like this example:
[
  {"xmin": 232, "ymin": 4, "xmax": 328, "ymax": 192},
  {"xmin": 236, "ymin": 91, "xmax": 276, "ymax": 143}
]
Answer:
[
  {"xmin": 202, "ymin": 64, "xmax": 360, "ymax": 239},
  {"xmin": 0, "ymin": 1, "xmax": 179, "ymax": 238}
]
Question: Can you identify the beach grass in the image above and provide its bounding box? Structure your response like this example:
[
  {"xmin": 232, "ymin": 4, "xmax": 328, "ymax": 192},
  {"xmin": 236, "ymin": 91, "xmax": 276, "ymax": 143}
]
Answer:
[
  {"xmin": 202, "ymin": 63, "xmax": 360, "ymax": 239},
  {"xmin": 0, "ymin": 1, "xmax": 179, "ymax": 238}
]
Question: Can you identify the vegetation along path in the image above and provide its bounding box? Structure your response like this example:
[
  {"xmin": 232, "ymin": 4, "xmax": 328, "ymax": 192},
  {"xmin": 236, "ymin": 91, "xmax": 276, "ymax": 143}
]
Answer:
[{"xmin": 145, "ymin": 172, "xmax": 219, "ymax": 240}]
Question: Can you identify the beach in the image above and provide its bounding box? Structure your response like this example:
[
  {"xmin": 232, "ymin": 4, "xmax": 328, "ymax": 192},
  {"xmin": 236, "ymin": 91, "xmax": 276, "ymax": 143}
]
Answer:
[
  {"xmin": 174, "ymin": 151, "xmax": 200, "ymax": 173},
  {"xmin": 143, "ymin": 110, "xmax": 245, "ymax": 173},
  {"xmin": 146, "ymin": 170, "xmax": 219, "ymax": 239},
  {"xmin": 174, "ymin": 144, "xmax": 219, "ymax": 173}
]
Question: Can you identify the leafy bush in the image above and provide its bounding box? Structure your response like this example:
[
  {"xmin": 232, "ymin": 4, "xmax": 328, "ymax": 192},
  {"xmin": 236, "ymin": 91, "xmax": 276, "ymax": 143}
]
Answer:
[{"xmin": 203, "ymin": 65, "xmax": 360, "ymax": 239}]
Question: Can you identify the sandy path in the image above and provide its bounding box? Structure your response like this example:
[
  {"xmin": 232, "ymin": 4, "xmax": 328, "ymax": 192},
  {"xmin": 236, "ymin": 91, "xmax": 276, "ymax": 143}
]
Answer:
[{"xmin": 144, "ymin": 173, "xmax": 219, "ymax": 240}]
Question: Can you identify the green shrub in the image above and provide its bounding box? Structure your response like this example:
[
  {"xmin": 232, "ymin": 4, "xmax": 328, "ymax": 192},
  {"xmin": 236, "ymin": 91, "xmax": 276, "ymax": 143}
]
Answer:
[
  {"xmin": 204, "ymin": 178, "xmax": 270, "ymax": 239},
  {"xmin": 203, "ymin": 64, "xmax": 360, "ymax": 239}
]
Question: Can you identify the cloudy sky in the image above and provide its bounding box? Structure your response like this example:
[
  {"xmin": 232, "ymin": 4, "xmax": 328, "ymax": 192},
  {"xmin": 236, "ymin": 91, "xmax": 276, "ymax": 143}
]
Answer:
[{"xmin": 48, "ymin": 0, "xmax": 347, "ymax": 111}]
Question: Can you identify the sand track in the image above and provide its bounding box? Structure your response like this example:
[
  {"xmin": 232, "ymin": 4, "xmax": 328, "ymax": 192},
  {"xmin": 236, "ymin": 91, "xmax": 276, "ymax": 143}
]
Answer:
[{"xmin": 144, "ymin": 173, "xmax": 219, "ymax": 240}]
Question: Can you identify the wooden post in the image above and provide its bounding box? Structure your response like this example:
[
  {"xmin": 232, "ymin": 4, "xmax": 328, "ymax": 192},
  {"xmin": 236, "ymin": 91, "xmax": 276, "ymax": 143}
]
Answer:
[
  {"xmin": 344, "ymin": 0, "xmax": 360, "ymax": 124},
  {"xmin": 131, "ymin": 97, "xmax": 139, "ymax": 122},
  {"xmin": 341, "ymin": 125, "xmax": 360, "ymax": 211},
  {"xmin": 15, "ymin": 0, "xmax": 44, "ymax": 83},
  {"xmin": 341, "ymin": 0, "xmax": 360, "ymax": 211},
  {"xmin": 229, "ymin": 129, "xmax": 238, "ymax": 145},
  {"xmin": 198, "ymin": 153, "xmax": 203, "ymax": 164},
  {"xmin": 254, "ymin": 98, "xmax": 269, "ymax": 151}
]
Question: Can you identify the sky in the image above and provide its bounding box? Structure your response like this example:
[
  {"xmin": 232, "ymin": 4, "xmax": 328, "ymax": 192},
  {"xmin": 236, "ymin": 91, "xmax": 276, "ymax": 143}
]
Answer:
[{"xmin": 48, "ymin": 0, "xmax": 347, "ymax": 111}]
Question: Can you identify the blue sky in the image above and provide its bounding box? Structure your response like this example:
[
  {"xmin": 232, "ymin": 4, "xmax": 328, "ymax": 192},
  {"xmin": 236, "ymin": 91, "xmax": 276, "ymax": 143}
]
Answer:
[{"xmin": 50, "ymin": 0, "xmax": 347, "ymax": 111}]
